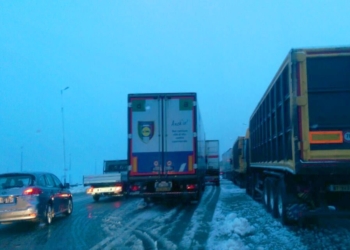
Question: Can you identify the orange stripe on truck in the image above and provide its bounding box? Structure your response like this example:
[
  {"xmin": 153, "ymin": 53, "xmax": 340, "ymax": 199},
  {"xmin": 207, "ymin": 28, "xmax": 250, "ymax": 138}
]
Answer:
[
  {"xmin": 132, "ymin": 157, "xmax": 138, "ymax": 172},
  {"xmin": 188, "ymin": 155, "xmax": 193, "ymax": 171},
  {"xmin": 309, "ymin": 131, "xmax": 343, "ymax": 144}
]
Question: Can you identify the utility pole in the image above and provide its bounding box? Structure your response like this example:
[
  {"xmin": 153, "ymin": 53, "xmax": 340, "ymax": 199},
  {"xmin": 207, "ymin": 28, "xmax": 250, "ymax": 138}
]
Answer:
[
  {"xmin": 20, "ymin": 146, "xmax": 23, "ymax": 171},
  {"xmin": 61, "ymin": 86, "xmax": 69, "ymax": 184}
]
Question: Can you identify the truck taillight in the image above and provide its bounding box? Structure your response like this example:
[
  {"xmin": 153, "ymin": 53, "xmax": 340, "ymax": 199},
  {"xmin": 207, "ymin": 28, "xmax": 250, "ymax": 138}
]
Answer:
[
  {"xmin": 87, "ymin": 187, "xmax": 94, "ymax": 194},
  {"xmin": 130, "ymin": 185, "xmax": 140, "ymax": 191},
  {"xmin": 186, "ymin": 184, "xmax": 197, "ymax": 190},
  {"xmin": 23, "ymin": 187, "xmax": 42, "ymax": 195}
]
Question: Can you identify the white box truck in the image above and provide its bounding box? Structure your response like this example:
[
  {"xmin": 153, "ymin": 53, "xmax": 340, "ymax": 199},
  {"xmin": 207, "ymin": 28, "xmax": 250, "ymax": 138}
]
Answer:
[
  {"xmin": 127, "ymin": 93, "xmax": 206, "ymax": 203},
  {"xmin": 205, "ymin": 140, "xmax": 220, "ymax": 186},
  {"xmin": 205, "ymin": 140, "xmax": 220, "ymax": 169}
]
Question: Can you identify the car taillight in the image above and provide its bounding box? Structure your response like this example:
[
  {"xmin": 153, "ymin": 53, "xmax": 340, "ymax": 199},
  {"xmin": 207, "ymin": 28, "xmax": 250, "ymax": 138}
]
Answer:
[
  {"xmin": 186, "ymin": 184, "xmax": 197, "ymax": 190},
  {"xmin": 23, "ymin": 187, "xmax": 42, "ymax": 195}
]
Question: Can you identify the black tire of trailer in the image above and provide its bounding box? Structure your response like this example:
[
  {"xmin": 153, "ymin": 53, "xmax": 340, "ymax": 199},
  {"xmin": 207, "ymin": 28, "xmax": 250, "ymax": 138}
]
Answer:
[
  {"xmin": 245, "ymin": 169, "xmax": 253, "ymax": 196},
  {"xmin": 196, "ymin": 182, "xmax": 203, "ymax": 201},
  {"xmin": 251, "ymin": 172, "xmax": 260, "ymax": 200},
  {"xmin": 276, "ymin": 178, "xmax": 294, "ymax": 225},
  {"xmin": 238, "ymin": 174, "xmax": 245, "ymax": 189},
  {"xmin": 263, "ymin": 178, "xmax": 271, "ymax": 212},
  {"xmin": 232, "ymin": 173, "xmax": 238, "ymax": 185},
  {"xmin": 269, "ymin": 178, "xmax": 279, "ymax": 218},
  {"xmin": 93, "ymin": 195, "xmax": 100, "ymax": 202}
]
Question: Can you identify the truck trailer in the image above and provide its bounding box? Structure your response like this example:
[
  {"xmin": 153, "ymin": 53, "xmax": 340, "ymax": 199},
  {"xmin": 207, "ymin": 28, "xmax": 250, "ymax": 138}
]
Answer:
[
  {"xmin": 232, "ymin": 136, "xmax": 246, "ymax": 188},
  {"xmin": 127, "ymin": 93, "xmax": 206, "ymax": 204},
  {"xmin": 205, "ymin": 140, "xmax": 220, "ymax": 186},
  {"xmin": 221, "ymin": 148, "xmax": 233, "ymax": 181},
  {"xmin": 245, "ymin": 46, "xmax": 350, "ymax": 225},
  {"xmin": 205, "ymin": 140, "xmax": 220, "ymax": 169}
]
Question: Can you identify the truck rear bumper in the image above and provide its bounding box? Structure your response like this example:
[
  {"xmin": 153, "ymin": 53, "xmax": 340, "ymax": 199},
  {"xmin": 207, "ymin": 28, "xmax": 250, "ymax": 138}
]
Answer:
[{"xmin": 142, "ymin": 191, "xmax": 198, "ymax": 200}]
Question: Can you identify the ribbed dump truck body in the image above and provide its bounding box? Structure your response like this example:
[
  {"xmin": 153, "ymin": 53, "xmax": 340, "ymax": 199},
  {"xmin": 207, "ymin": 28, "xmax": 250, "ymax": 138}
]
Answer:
[{"xmin": 245, "ymin": 47, "xmax": 350, "ymax": 225}]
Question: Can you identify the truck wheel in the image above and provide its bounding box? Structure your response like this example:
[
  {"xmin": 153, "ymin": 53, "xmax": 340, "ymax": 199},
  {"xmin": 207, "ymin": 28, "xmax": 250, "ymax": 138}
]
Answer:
[
  {"xmin": 246, "ymin": 171, "xmax": 253, "ymax": 196},
  {"xmin": 269, "ymin": 178, "xmax": 278, "ymax": 218},
  {"xmin": 276, "ymin": 178, "xmax": 294, "ymax": 225},
  {"xmin": 263, "ymin": 178, "xmax": 271, "ymax": 212},
  {"xmin": 196, "ymin": 183, "xmax": 203, "ymax": 201},
  {"xmin": 252, "ymin": 173, "xmax": 260, "ymax": 200},
  {"xmin": 93, "ymin": 195, "xmax": 100, "ymax": 202}
]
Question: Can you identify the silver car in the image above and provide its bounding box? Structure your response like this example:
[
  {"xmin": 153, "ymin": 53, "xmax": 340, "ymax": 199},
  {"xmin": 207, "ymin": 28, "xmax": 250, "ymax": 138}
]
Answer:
[{"xmin": 0, "ymin": 172, "xmax": 73, "ymax": 225}]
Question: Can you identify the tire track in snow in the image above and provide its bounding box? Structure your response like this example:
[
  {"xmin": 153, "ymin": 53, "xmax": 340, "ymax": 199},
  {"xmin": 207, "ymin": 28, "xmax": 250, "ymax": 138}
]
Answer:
[{"xmin": 178, "ymin": 185, "xmax": 220, "ymax": 249}]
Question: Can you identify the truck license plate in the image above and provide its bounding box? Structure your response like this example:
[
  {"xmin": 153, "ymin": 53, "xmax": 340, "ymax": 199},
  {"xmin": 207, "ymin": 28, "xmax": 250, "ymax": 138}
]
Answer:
[
  {"xmin": 329, "ymin": 185, "xmax": 350, "ymax": 192},
  {"xmin": 155, "ymin": 181, "xmax": 172, "ymax": 192}
]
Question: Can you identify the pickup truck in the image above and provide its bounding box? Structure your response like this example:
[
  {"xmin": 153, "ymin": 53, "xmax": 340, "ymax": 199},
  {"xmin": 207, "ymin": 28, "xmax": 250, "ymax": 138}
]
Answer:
[{"xmin": 83, "ymin": 160, "xmax": 129, "ymax": 202}]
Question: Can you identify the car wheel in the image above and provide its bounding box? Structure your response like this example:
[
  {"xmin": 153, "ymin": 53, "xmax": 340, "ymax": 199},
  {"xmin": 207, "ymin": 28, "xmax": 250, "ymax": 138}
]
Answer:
[
  {"xmin": 65, "ymin": 199, "xmax": 73, "ymax": 216},
  {"xmin": 45, "ymin": 204, "xmax": 53, "ymax": 225}
]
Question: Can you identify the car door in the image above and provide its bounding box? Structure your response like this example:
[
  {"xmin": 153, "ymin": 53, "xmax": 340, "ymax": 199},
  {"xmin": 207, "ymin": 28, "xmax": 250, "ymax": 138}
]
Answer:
[
  {"xmin": 51, "ymin": 174, "xmax": 70, "ymax": 213},
  {"xmin": 44, "ymin": 174, "xmax": 60, "ymax": 214}
]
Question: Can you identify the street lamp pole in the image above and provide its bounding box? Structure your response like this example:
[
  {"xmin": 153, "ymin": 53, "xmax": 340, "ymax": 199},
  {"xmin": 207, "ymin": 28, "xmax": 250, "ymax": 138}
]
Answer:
[
  {"xmin": 20, "ymin": 146, "xmax": 23, "ymax": 171},
  {"xmin": 61, "ymin": 86, "xmax": 69, "ymax": 184}
]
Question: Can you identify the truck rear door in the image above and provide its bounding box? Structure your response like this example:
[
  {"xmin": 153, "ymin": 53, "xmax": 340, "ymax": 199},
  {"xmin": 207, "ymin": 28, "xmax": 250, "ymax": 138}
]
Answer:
[
  {"xmin": 129, "ymin": 94, "xmax": 196, "ymax": 176},
  {"xmin": 297, "ymin": 51, "xmax": 350, "ymax": 161}
]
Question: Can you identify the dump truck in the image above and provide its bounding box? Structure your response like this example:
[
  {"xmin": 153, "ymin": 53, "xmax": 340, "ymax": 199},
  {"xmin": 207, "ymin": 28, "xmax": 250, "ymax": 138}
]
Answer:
[
  {"xmin": 127, "ymin": 93, "xmax": 206, "ymax": 204},
  {"xmin": 232, "ymin": 136, "xmax": 246, "ymax": 188},
  {"xmin": 245, "ymin": 46, "xmax": 350, "ymax": 225},
  {"xmin": 221, "ymin": 148, "xmax": 233, "ymax": 181},
  {"xmin": 83, "ymin": 160, "xmax": 129, "ymax": 202}
]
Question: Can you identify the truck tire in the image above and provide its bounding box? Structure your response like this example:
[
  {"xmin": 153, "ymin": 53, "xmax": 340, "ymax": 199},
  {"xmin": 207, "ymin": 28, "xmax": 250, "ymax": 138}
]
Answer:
[
  {"xmin": 245, "ymin": 170, "xmax": 253, "ymax": 196},
  {"xmin": 276, "ymin": 178, "xmax": 294, "ymax": 225},
  {"xmin": 263, "ymin": 178, "xmax": 271, "ymax": 212},
  {"xmin": 269, "ymin": 178, "xmax": 278, "ymax": 218},
  {"xmin": 93, "ymin": 195, "xmax": 100, "ymax": 202},
  {"xmin": 252, "ymin": 173, "xmax": 260, "ymax": 201},
  {"xmin": 196, "ymin": 182, "xmax": 203, "ymax": 201}
]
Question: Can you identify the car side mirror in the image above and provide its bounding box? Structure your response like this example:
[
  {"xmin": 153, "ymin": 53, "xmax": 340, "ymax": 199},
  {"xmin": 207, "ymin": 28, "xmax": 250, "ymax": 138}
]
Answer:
[{"xmin": 62, "ymin": 183, "xmax": 70, "ymax": 189}]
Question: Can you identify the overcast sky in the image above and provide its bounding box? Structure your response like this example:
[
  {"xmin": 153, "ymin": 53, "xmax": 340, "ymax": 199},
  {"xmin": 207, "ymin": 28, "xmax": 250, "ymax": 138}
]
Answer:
[{"xmin": 1, "ymin": 1, "xmax": 350, "ymax": 183}]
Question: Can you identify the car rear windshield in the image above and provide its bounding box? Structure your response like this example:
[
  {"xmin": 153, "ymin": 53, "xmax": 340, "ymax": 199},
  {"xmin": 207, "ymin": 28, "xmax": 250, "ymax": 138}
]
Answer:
[{"xmin": 0, "ymin": 174, "xmax": 34, "ymax": 189}]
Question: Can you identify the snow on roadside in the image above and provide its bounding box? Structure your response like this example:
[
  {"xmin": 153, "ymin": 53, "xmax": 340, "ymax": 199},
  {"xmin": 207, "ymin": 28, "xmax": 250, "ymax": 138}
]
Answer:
[
  {"xmin": 69, "ymin": 185, "xmax": 88, "ymax": 194},
  {"xmin": 206, "ymin": 179, "xmax": 307, "ymax": 250}
]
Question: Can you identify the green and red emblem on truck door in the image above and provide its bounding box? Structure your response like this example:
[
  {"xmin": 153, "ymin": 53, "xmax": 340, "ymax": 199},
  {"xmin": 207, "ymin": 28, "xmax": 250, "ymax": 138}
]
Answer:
[{"xmin": 138, "ymin": 121, "xmax": 154, "ymax": 143}]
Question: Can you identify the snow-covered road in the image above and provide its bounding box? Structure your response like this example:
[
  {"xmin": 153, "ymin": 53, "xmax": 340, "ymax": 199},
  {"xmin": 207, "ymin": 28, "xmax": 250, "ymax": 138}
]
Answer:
[
  {"xmin": 207, "ymin": 179, "xmax": 350, "ymax": 250},
  {"xmin": 2, "ymin": 180, "xmax": 350, "ymax": 249}
]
